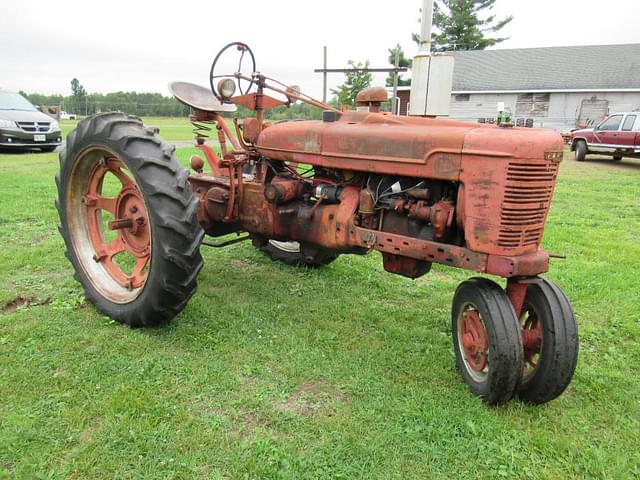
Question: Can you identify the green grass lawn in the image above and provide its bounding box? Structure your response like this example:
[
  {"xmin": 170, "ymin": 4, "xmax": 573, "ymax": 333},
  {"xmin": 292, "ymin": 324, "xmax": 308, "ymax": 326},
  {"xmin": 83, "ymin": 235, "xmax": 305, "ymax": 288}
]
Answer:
[{"xmin": 0, "ymin": 144, "xmax": 639, "ymax": 479}]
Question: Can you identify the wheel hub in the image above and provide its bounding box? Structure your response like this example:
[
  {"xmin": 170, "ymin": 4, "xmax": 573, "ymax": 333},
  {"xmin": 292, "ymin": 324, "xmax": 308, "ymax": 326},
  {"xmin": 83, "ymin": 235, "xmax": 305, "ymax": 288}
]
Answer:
[
  {"xmin": 460, "ymin": 309, "xmax": 489, "ymax": 372},
  {"xmin": 521, "ymin": 309, "xmax": 543, "ymax": 370},
  {"xmin": 83, "ymin": 157, "xmax": 151, "ymax": 290},
  {"xmin": 113, "ymin": 185, "xmax": 150, "ymax": 256}
]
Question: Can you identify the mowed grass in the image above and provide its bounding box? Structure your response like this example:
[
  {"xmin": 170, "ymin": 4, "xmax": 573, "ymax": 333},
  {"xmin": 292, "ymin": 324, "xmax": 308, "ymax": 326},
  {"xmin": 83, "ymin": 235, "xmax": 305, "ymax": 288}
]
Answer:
[
  {"xmin": 60, "ymin": 116, "xmax": 225, "ymax": 143},
  {"xmin": 0, "ymin": 141, "xmax": 639, "ymax": 479}
]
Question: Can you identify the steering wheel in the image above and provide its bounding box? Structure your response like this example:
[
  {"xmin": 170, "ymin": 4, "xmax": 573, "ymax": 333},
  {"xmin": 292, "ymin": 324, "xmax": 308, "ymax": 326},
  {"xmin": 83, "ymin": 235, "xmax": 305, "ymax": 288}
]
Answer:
[{"xmin": 210, "ymin": 42, "xmax": 257, "ymax": 100}]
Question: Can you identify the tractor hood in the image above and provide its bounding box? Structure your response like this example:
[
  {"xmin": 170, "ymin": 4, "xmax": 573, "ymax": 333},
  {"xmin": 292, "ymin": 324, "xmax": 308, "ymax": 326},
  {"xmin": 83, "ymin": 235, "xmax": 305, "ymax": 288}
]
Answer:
[{"xmin": 256, "ymin": 111, "xmax": 563, "ymax": 180}]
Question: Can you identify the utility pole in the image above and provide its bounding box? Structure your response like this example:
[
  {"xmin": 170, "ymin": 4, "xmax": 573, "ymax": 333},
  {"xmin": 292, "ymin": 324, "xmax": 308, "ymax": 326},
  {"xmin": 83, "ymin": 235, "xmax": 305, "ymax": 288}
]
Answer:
[
  {"xmin": 391, "ymin": 46, "xmax": 400, "ymax": 114},
  {"xmin": 322, "ymin": 46, "xmax": 328, "ymax": 103}
]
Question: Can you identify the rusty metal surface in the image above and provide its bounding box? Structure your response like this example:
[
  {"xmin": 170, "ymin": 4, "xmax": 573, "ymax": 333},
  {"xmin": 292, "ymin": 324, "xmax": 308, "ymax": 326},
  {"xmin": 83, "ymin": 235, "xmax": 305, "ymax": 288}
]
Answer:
[
  {"xmin": 459, "ymin": 128, "xmax": 562, "ymax": 257},
  {"xmin": 85, "ymin": 157, "xmax": 150, "ymax": 290},
  {"xmin": 382, "ymin": 253, "xmax": 432, "ymax": 278},
  {"xmin": 232, "ymin": 93, "xmax": 285, "ymax": 111},
  {"xmin": 242, "ymin": 118, "xmax": 261, "ymax": 144},
  {"xmin": 356, "ymin": 87, "xmax": 389, "ymax": 104},
  {"xmin": 257, "ymin": 112, "xmax": 466, "ymax": 179},
  {"xmin": 352, "ymin": 226, "xmax": 488, "ymax": 273},
  {"xmin": 182, "ymin": 73, "xmax": 561, "ymax": 281}
]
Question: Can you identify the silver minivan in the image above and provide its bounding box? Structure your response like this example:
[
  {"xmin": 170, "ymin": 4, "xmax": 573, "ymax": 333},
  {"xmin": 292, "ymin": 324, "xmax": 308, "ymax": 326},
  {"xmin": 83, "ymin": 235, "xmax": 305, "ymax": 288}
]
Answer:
[{"xmin": 0, "ymin": 91, "xmax": 62, "ymax": 152}]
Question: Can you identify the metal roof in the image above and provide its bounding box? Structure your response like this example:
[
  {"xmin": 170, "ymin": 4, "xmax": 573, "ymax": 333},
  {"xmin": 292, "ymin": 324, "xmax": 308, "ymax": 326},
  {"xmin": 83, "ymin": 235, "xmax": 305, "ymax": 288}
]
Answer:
[{"xmin": 429, "ymin": 44, "xmax": 640, "ymax": 92}]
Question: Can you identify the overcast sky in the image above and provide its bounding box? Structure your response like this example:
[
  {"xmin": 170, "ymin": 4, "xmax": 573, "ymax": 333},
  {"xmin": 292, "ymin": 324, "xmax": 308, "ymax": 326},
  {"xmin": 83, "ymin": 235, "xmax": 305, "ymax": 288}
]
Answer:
[{"xmin": 1, "ymin": 0, "xmax": 638, "ymax": 100}]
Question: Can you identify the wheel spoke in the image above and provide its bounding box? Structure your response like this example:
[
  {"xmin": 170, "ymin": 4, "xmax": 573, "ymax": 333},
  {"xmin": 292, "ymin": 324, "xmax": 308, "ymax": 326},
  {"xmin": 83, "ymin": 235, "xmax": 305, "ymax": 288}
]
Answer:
[
  {"xmin": 97, "ymin": 196, "xmax": 117, "ymax": 213},
  {"xmin": 103, "ymin": 235, "xmax": 127, "ymax": 259},
  {"xmin": 129, "ymin": 255, "xmax": 150, "ymax": 288},
  {"xmin": 85, "ymin": 194, "xmax": 117, "ymax": 214},
  {"xmin": 105, "ymin": 158, "xmax": 133, "ymax": 187}
]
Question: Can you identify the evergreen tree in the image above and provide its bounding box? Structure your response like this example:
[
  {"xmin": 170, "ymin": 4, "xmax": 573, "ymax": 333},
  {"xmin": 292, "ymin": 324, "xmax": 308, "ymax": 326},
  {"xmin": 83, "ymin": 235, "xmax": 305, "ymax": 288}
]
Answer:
[
  {"xmin": 330, "ymin": 60, "xmax": 373, "ymax": 107},
  {"xmin": 385, "ymin": 45, "xmax": 412, "ymax": 87},
  {"xmin": 70, "ymin": 78, "xmax": 87, "ymax": 114},
  {"xmin": 412, "ymin": 0, "xmax": 513, "ymax": 52}
]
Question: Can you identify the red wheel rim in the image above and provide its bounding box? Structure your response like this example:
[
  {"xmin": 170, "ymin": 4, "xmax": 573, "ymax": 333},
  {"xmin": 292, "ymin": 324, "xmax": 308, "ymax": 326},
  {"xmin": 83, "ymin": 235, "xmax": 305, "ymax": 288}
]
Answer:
[
  {"xmin": 459, "ymin": 306, "xmax": 489, "ymax": 380},
  {"xmin": 520, "ymin": 306, "xmax": 543, "ymax": 379},
  {"xmin": 84, "ymin": 157, "xmax": 150, "ymax": 290}
]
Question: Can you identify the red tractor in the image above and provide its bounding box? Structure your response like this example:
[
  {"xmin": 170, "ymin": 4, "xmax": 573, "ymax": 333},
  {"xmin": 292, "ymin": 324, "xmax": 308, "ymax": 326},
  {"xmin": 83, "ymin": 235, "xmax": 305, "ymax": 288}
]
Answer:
[{"xmin": 56, "ymin": 43, "xmax": 578, "ymax": 405}]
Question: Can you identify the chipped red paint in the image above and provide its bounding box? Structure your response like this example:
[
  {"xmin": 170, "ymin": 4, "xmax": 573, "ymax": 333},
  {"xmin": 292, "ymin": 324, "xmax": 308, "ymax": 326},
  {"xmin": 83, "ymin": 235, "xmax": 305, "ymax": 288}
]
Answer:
[
  {"xmin": 460, "ymin": 309, "xmax": 489, "ymax": 373},
  {"xmin": 85, "ymin": 157, "xmax": 150, "ymax": 290},
  {"xmin": 506, "ymin": 279, "xmax": 529, "ymax": 318}
]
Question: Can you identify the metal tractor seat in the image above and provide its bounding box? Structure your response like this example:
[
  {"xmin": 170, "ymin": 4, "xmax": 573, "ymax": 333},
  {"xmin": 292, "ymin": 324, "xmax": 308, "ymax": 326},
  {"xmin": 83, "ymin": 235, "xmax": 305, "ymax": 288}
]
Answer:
[{"xmin": 168, "ymin": 81, "xmax": 237, "ymax": 113}]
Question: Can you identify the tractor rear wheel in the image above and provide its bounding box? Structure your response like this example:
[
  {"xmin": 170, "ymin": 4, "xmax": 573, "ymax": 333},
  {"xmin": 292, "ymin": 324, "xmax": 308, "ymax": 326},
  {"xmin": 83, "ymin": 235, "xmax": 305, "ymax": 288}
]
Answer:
[
  {"xmin": 516, "ymin": 278, "xmax": 578, "ymax": 404},
  {"xmin": 452, "ymin": 277, "xmax": 523, "ymax": 405},
  {"xmin": 252, "ymin": 237, "xmax": 339, "ymax": 267},
  {"xmin": 56, "ymin": 113, "xmax": 204, "ymax": 327}
]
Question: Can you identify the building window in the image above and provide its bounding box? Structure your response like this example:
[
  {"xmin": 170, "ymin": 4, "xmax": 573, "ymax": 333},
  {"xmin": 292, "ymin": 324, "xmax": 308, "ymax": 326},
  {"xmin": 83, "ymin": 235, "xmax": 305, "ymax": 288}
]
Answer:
[
  {"xmin": 454, "ymin": 94, "xmax": 470, "ymax": 102},
  {"xmin": 515, "ymin": 93, "xmax": 550, "ymax": 117}
]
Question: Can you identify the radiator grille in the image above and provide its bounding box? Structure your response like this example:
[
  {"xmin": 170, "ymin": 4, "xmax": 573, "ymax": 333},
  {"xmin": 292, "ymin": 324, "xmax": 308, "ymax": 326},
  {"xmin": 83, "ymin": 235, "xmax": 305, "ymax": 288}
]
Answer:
[
  {"xmin": 498, "ymin": 161, "xmax": 558, "ymax": 249},
  {"xmin": 17, "ymin": 122, "xmax": 51, "ymax": 133}
]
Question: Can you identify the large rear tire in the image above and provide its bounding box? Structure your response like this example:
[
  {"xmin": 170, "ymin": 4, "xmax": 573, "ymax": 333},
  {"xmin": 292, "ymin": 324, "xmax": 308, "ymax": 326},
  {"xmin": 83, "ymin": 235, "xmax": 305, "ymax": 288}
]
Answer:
[
  {"xmin": 452, "ymin": 277, "xmax": 523, "ymax": 405},
  {"xmin": 56, "ymin": 113, "xmax": 204, "ymax": 327}
]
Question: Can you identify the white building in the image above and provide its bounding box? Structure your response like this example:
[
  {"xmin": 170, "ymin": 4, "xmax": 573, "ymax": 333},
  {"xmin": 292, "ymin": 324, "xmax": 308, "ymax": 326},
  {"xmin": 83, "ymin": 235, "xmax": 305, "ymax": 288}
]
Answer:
[{"xmin": 395, "ymin": 44, "xmax": 640, "ymax": 131}]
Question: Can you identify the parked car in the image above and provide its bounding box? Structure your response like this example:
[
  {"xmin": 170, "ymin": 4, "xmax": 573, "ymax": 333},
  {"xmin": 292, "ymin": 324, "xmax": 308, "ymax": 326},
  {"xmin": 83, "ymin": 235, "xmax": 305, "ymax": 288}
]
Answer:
[
  {"xmin": 0, "ymin": 91, "xmax": 62, "ymax": 152},
  {"xmin": 60, "ymin": 111, "xmax": 77, "ymax": 120},
  {"xmin": 570, "ymin": 112, "xmax": 640, "ymax": 162}
]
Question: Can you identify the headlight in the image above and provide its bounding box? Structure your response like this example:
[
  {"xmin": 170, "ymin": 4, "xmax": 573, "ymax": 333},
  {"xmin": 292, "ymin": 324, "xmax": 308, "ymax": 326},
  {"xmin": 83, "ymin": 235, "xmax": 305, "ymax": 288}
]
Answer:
[
  {"xmin": 0, "ymin": 119, "xmax": 16, "ymax": 129},
  {"xmin": 217, "ymin": 78, "xmax": 237, "ymax": 100},
  {"xmin": 50, "ymin": 121, "xmax": 60, "ymax": 131}
]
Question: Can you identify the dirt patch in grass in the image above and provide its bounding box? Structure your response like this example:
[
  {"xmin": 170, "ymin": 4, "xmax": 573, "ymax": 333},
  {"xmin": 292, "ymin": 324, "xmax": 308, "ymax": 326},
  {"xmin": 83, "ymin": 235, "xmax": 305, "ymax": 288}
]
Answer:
[
  {"xmin": 241, "ymin": 411, "xmax": 267, "ymax": 429},
  {"xmin": 277, "ymin": 381, "xmax": 348, "ymax": 417},
  {"xmin": 2, "ymin": 296, "xmax": 51, "ymax": 314}
]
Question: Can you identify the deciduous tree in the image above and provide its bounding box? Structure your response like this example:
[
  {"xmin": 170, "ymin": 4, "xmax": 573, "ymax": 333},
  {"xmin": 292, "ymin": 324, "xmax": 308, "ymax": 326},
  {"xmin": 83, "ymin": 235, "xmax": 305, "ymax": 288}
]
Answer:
[{"xmin": 330, "ymin": 61, "xmax": 373, "ymax": 107}]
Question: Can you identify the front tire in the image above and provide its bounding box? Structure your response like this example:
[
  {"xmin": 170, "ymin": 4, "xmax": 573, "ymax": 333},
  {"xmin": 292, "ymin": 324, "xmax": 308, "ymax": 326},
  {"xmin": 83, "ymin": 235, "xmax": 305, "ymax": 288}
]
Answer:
[
  {"xmin": 452, "ymin": 278, "xmax": 523, "ymax": 405},
  {"xmin": 517, "ymin": 278, "xmax": 579, "ymax": 404},
  {"xmin": 56, "ymin": 113, "xmax": 204, "ymax": 327},
  {"xmin": 574, "ymin": 140, "xmax": 587, "ymax": 162}
]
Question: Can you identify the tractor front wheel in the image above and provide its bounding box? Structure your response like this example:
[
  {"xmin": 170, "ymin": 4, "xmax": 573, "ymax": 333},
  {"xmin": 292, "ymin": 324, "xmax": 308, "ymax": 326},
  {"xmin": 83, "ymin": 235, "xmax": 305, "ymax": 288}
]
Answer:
[
  {"xmin": 452, "ymin": 278, "xmax": 523, "ymax": 405},
  {"xmin": 56, "ymin": 113, "xmax": 204, "ymax": 327},
  {"xmin": 516, "ymin": 278, "xmax": 578, "ymax": 404}
]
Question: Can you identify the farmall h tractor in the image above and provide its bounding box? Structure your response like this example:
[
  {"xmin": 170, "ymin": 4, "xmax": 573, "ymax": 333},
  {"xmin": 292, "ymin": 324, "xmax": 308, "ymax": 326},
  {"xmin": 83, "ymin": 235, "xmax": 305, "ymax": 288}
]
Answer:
[{"xmin": 56, "ymin": 43, "xmax": 578, "ymax": 405}]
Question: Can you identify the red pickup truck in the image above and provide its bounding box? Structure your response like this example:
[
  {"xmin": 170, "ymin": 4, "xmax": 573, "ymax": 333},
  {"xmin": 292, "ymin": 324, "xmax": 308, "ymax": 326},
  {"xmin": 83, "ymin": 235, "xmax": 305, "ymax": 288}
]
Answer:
[{"xmin": 570, "ymin": 112, "xmax": 640, "ymax": 162}]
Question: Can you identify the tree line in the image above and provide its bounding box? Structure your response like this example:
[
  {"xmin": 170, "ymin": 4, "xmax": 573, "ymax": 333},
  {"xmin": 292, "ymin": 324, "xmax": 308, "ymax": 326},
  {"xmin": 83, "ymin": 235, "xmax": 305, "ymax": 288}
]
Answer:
[{"xmin": 21, "ymin": 87, "xmax": 191, "ymax": 117}]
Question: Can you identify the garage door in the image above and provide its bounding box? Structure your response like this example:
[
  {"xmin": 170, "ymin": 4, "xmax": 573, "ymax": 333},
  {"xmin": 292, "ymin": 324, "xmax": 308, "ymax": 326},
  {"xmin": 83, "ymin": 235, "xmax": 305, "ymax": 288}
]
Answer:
[{"xmin": 578, "ymin": 98, "xmax": 608, "ymax": 127}]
